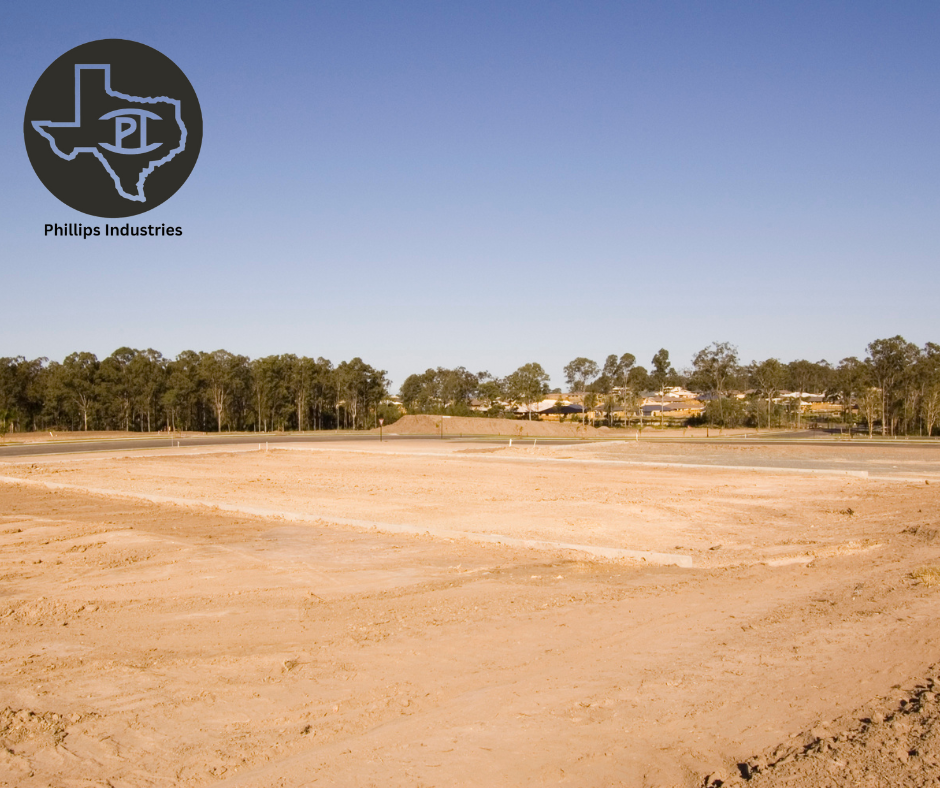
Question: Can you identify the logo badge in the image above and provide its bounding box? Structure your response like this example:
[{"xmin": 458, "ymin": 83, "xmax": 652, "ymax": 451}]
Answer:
[{"xmin": 24, "ymin": 39, "xmax": 202, "ymax": 218}]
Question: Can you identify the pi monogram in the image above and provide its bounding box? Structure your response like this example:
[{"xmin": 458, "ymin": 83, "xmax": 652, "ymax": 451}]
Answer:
[{"xmin": 24, "ymin": 40, "xmax": 203, "ymax": 219}]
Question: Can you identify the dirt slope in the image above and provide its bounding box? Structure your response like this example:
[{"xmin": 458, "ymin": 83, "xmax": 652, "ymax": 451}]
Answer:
[{"xmin": 382, "ymin": 414, "xmax": 611, "ymax": 437}]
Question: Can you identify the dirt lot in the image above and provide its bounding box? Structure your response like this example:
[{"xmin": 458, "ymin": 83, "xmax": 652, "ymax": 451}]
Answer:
[
  {"xmin": 1, "ymin": 440, "xmax": 939, "ymax": 787},
  {"xmin": 380, "ymin": 414, "xmax": 766, "ymax": 438}
]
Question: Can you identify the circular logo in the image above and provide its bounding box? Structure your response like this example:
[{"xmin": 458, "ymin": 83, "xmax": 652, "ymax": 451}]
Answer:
[{"xmin": 24, "ymin": 39, "xmax": 202, "ymax": 218}]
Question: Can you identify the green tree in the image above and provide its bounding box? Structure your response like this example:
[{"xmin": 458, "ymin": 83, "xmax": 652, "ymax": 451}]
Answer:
[
  {"xmin": 749, "ymin": 358, "xmax": 784, "ymax": 429},
  {"xmin": 476, "ymin": 372, "xmax": 506, "ymax": 417},
  {"xmin": 563, "ymin": 357, "xmax": 598, "ymax": 394},
  {"xmin": 921, "ymin": 344, "xmax": 940, "ymax": 436},
  {"xmin": 400, "ymin": 369, "xmax": 440, "ymax": 414},
  {"xmin": 650, "ymin": 349, "xmax": 674, "ymax": 392},
  {"xmin": 0, "ymin": 408, "xmax": 13, "ymax": 441},
  {"xmin": 866, "ymin": 336, "xmax": 920, "ymax": 436},
  {"xmin": 98, "ymin": 348, "xmax": 138, "ymax": 430},
  {"xmin": 61, "ymin": 352, "xmax": 99, "ymax": 431},
  {"xmin": 704, "ymin": 397, "xmax": 746, "ymax": 428},
  {"xmin": 287, "ymin": 355, "xmax": 319, "ymax": 431},
  {"xmin": 691, "ymin": 342, "xmax": 739, "ymax": 426},
  {"xmin": 200, "ymin": 350, "xmax": 249, "ymax": 432},
  {"xmin": 834, "ymin": 357, "xmax": 869, "ymax": 432},
  {"xmin": 163, "ymin": 351, "xmax": 203, "ymax": 431},
  {"xmin": 563, "ymin": 357, "xmax": 598, "ymax": 421},
  {"xmin": 128, "ymin": 349, "xmax": 166, "ymax": 431},
  {"xmin": 506, "ymin": 362, "xmax": 550, "ymax": 420},
  {"xmin": 335, "ymin": 358, "xmax": 388, "ymax": 429},
  {"xmin": 0, "ymin": 356, "xmax": 45, "ymax": 432}
]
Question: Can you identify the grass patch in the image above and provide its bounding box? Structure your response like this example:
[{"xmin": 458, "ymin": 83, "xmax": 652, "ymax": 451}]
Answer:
[{"xmin": 912, "ymin": 566, "xmax": 940, "ymax": 587}]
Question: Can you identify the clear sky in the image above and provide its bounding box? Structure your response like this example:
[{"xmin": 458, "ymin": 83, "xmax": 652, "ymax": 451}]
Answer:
[{"xmin": 2, "ymin": 1, "xmax": 938, "ymax": 389}]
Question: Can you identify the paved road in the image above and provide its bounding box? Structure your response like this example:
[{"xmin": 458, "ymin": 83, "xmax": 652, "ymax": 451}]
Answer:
[
  {"xmin": 0, "ymin": 433, "xmax": 407, "ymax": 458},
  {"xmin": 1, "ymin": 431, "xmax": 938, "ymax": 459}
]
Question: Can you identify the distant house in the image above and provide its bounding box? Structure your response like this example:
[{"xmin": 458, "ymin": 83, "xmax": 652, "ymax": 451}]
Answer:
[
  {"xmin": 640, "ymin": 399, "xmax": 705, "ymax": 419},
  {"xmin": 514, "ymin": 398, "xmax": 584, "ymax": 418}
]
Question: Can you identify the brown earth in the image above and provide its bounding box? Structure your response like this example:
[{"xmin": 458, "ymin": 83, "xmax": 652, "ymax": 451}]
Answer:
[
  {"xmin": 1, "ymin": 441, "xmax": 939, "ymax": 787},
  {"xmin": 378, "ymin": 414, "xmax": 768, "ymax": 438}
]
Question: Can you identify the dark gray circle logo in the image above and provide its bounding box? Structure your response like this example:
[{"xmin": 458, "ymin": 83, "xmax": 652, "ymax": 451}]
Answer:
[{"xmin": 24, "ymin": 39, "xmax": 202, "ymax": 218}]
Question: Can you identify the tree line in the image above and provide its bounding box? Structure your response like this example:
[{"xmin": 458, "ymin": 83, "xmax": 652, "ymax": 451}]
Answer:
[
  {"xmin": 0, "ymin": 349, "xmax": 389, "ymax": 434},
  {"xmin": 2, "ymin": 335, "xmax": 939, "ymax": 436},
  {"xmin": 399, "ymin": 335, "xmax": 940, "ymax": 436}
]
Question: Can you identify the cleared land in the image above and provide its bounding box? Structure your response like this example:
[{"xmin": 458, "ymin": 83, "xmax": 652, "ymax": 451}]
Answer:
[{"xmin": 1, "ymin": 438, "xmax": 939, "ymax": 787}]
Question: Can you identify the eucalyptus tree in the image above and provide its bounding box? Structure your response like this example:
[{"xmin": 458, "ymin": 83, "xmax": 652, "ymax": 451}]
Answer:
[
  {"xmin": 0, "ymin": 409, "xmax": 13, "ymax": 441},
  {"xmin": 309, "ymin": 357, "xmax": 335, "ymax": 430},
  {"xmin": 563, "ymin": 356, "xmax": 598, "ymax": 422},
  {"xmin": 37, "ymin": 361, "xmax": 66, "ymax": 429},
  {"xmin": 648, "ymin": 349, "xmax": 678, "ymax": 427},
  {"xmin": 834, "ymin": 357, "xmax": 869, "ymax": 430},
  {"xmin": 128, "ymin": 349, "xmax": 167, "ymax": 431},
  {"xmin": 399, "ymin": 367, "xmax": 481, "ymax": 415},
  {"xmin": 506, "ymin": 362, "xmax": 550, "ymax": 420},
  {"xmin": 438, "ymin": 367, "xmax": 478, "ymax": 414},
  {"xmin": 614, "ymin": 353, "xmax": 637, "ymax": 426},
  {"xmin": 335, "ymin": 358, "xmax": 388, "ymax": 429},
  {"xmin": 400, "ymin": 369, "xmax": 441, "ymax": 414},
  {"xmin": 0, "ymin": 359, "xmax": 17, "ymax": 416},
  {"xmin": 199, "ymin": 350, "xmax": 250, "ymax": 432},
  {"xmin": 921, "ymin": 343, "xmax": 940, "ymax": 437},
  {"xmin": 866, "ymin": 336, "xmax": 920, "ymax": 436},
  {"xmin": 691, "ymin": 342, "xmax": 739, "ymax": 425},
  {"xmin": 563, "ymin": 357, "xmax": 598, "ymax": 394},
  {"xmin": 163, "ymin": 351, "xmax": 203, "ymax": 431},
  {"xmin": 61, "ymin": 352, "xmax": 99, "ymax": 431},
  {"xmin": 594, "ymin": 353, "xmax": 637, "ymax": 426},
  {"xmin": 250, "ymin": 355, "xmax": 290, "ymax": 431},
  {"xmin": 650, "ymin": 349, "xmax": 674, "ymax": 392},
  {"xmin": 475, "ymin": 372, "xmax": 506, "ymax": 417},
  {"xmin": 0, "ymin": 356, "xmax": 44, "ymax": 431},
  {"xmin": 785, "ymin": 359, "xmax": 822, "ymax": 428},
  {"xmin": 98, "ymin": 348, "xmax": 137, "ymax": 430},
  {"xmin": 286, "ymin": 355, "xmax": 319, "ymax": 431},
  {"xmin": 748, "ymin": 358, "xmax": 784, "ymax": 429},
  {"xmin": 17, "ymin": 357, "xmax": 46, "ymax": 431}
]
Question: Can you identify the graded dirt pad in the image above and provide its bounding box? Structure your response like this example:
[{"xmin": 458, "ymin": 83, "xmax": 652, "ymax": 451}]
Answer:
[
  {"xmin": 1, "ymin": 444, "xmax": 939, "ymax": 787},
  {"xmin": 380, "ymin": 415, "xmax": 768, "ymax": 438},
  {"xmin": 528, "ymin": 438, "xmax": 940, "ymax": 478},
  {"xmin": 379, "ymin": 414, "xmax": 611, "ymax": 437}
]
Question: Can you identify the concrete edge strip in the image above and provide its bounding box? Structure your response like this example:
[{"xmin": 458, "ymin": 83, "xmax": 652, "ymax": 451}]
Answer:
[{"xmin": 0, "ymin": 475, "xmax": 694, "ymax": 569}]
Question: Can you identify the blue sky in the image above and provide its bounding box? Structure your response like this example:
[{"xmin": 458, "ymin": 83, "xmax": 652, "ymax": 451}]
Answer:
[{"xmin": 2, "ymin": 1, "xmax": 938, "ymax": 389}]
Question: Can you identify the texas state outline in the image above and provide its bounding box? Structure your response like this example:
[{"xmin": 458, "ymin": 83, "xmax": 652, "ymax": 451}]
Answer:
[{"xmin": 31, "ymin": 64, "xmax": 188, "ymax": 202}]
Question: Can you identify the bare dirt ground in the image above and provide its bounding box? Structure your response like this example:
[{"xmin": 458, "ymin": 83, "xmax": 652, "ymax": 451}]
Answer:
[
  {"xmin": 378, "ymin": 414, "xmax": 767, "ymax": 438},
  {"xmin": 1, "ymin": 441, "xmax": 939, "ymax": 787}
]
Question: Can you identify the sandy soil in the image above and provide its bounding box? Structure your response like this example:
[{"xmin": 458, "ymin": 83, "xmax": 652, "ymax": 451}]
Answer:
[
  {"xmin": 379, "ymin": 414, "xmax": 770, "ymax": 438},
  {"xmin": 1, "ymin": 442, "xmax": 939, "ymax": 787}
]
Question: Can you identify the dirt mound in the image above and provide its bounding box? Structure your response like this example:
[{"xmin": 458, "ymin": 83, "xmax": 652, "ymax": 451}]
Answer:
[
  {"xmin": 708, "ymin": 669, "xmax": 940, "ymax": 787},
  {"xmin": 378, "ymin": 414, "xmax": 612, "ymax": 438}
]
